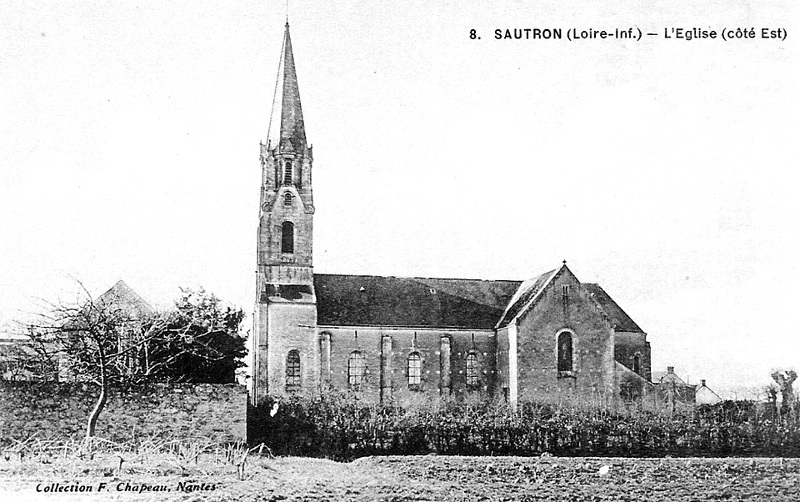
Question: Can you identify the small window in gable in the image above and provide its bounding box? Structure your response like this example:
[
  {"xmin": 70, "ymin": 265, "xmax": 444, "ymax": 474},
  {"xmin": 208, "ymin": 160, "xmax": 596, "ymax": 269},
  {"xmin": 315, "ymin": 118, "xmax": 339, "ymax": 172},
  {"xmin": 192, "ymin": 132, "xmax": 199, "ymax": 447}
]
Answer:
[
  {"xmin": 284, "ymin": 192, "xmax": 293, "ymax": 207},
  {"xmin": 633, "ymin": 354, "xmax": 641, "ymax": 375},
  {"xmin": 407, "ymin": 352, "xmax": 421, "ymax": 389}
]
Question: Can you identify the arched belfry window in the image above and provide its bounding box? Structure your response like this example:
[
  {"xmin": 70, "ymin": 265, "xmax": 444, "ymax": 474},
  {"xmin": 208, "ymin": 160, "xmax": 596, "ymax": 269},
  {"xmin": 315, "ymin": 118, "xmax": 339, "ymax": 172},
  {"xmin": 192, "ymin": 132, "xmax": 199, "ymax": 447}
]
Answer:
[
  {"xmin": 407, "ymin": 352, "xmax": 421, "ymax": 389},
  {"xmin": 286, "ymin": 349, "xmax": 301, "ymax": 390},
  {"xmin": 283, "ymin": 192, "xmax": 293, "ymax": 207},
  {"xmin": 283, "ymin": 160, "xmax": 293, "ymax": 185},
  {"xmin": 633, "ymin": 354, "xmax": 641, "ymax": 375},
  {"xmin": 466, "ymin": 352, "xmax": 479, "ymax": 389},
  {"xmin": 557, "ymin": 332, "xmax": 573, "ymax": 373},
  {"xmin": 281, "ymin": 221, "xmax": 294, "ymax": 254},
  {"xmin": 348, "ymin": 351, "xmax": 365, "ymax": 390}
]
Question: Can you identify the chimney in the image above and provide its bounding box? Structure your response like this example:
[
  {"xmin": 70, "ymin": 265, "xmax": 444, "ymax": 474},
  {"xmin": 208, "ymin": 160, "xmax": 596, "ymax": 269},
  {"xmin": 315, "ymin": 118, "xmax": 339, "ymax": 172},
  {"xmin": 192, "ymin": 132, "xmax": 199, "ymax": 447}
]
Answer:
[{"xmin": 667, "ymin": 366, "xmax": 674, "ymax": 374}]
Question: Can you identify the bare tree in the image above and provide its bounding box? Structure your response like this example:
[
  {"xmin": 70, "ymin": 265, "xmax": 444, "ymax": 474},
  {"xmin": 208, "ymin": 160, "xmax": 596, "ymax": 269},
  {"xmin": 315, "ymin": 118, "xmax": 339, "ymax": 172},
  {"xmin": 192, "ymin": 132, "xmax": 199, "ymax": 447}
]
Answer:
[
  {"xmin": 26, "ymin": 286, "xmax": 168, "ymax": 440},
  {"xmin": 23, "ymin": 283, "xmax": 245, "ymax": 443}
]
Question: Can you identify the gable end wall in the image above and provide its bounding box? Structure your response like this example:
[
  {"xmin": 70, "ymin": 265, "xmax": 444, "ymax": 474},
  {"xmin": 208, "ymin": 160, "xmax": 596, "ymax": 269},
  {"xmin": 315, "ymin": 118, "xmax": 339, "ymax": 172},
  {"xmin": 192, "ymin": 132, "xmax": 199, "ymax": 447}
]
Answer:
[{"xmin": 514, "ymin": 269, "xmax": 616, "ymax": 405}]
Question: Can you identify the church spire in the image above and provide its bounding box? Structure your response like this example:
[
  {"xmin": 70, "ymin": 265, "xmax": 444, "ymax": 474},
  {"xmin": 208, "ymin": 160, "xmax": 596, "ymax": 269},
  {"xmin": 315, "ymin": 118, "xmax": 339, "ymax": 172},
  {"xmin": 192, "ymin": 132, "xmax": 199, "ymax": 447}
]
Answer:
[
  {"xmin": 267, "ymin": 23, "xmax": 306, "ymax": 153},
  {"xmin": 258, "ymin": 20, "xmax": 314, "ymax": 276}
]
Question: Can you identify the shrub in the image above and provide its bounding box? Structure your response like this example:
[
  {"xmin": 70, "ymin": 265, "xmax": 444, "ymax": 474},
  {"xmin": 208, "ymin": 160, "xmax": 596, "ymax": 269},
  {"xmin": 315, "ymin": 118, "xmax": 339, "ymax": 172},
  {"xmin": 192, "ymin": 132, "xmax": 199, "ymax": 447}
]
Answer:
[{"xmin": 247, "ymin": 395, "xmax": 800, "ymax": 460}]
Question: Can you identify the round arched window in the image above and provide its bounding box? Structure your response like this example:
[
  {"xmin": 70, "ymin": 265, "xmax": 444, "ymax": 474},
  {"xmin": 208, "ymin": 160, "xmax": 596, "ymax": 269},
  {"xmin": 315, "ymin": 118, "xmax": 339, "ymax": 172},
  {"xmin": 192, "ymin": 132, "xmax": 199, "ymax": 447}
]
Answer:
[
  {"xmin": 407, "ymin": 352, "xmax": 422, "ymax": 388},
  {"xmin": 557, "ymin": 332, "xmax": 573, "ymax": 373},
  {"xmin": 466, "ymin": 352, "xmax": 479, "ymax": 389}
]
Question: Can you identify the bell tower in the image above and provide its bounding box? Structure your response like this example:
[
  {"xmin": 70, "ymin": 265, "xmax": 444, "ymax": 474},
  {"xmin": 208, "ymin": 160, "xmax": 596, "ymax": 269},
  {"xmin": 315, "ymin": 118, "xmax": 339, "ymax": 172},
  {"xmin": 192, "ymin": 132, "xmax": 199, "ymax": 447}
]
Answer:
[
  {"xmin": 253, "ymin": 23, "xmax": 318, "ymax": 404},
  {"xmin": 258, "ymin": 22, "xmax": 314, "ymax": 279}
]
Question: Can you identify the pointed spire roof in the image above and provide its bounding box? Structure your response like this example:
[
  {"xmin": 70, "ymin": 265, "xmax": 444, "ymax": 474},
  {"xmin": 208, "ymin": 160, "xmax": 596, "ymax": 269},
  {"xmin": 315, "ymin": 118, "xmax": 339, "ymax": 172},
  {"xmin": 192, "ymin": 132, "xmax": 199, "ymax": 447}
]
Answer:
[{"xmin": 267, "ymin": 23, "xmax": 307, "ymax": 153}]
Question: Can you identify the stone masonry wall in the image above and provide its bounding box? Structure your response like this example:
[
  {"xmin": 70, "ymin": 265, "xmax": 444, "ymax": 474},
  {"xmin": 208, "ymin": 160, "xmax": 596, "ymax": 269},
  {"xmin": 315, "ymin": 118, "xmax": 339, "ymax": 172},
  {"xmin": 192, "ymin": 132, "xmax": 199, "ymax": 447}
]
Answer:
[
  {"xmin": 321, "ymin": 327, "xmax": 497, "ymax": 405},
  {"xmin": 267, "ymin": 302, "xmax": 319, "ymax": 397},
  {"xmin": 614, "ymin": 331, "xmax": 652, "ymax": 382},
  {"xmin": 0, "ymin": 382, "xmax": 247, "ymax": 444},
  {"xmin": 515, "ymin": 268, "xmax": 616, "ymax": 405}
]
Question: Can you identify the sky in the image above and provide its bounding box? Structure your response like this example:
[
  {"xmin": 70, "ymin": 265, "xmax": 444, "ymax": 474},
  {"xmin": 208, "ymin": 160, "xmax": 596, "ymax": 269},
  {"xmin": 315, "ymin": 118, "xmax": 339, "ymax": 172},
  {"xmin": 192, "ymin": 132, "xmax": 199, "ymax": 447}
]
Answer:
[{"xmin": 1, "ymin": 1, "xmax": 797, "ymax": 398}]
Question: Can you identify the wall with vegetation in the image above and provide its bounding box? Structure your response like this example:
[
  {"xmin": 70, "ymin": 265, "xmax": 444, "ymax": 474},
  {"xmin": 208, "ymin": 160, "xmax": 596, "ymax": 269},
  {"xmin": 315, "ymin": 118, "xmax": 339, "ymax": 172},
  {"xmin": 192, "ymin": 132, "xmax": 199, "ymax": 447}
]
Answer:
[{"xmin": 0, "ymin": 382, "xmax": 246, "ymax": 444}]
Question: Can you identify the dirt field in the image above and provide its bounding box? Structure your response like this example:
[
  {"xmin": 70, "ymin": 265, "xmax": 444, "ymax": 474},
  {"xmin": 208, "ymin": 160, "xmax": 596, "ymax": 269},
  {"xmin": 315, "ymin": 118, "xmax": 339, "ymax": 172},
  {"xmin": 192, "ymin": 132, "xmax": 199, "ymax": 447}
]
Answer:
[{"xmin": 1, "ymin": 454, "xmax": 799, "ymax": 501}]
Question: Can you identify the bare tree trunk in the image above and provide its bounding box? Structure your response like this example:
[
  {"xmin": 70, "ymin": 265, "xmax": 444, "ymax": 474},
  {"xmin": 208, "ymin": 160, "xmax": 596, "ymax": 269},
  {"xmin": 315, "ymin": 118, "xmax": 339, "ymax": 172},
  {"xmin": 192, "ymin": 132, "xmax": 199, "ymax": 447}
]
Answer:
[
  {"xmin": 144, "ymin": 340, "xmax": 150, "ymax": 375},
  {"xmin": 86, "ymin": 349, "xmax": 108, "ymax": 439}
]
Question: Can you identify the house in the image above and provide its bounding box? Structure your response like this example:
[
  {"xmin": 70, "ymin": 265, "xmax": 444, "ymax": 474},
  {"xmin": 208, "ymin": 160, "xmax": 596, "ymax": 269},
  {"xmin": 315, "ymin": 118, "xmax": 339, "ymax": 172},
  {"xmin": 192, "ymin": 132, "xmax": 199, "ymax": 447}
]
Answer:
[
  {"xmin": 695, "ymin": 379, "xmax": 723, "ymax": 405},
  {"xmin": 0, "ymin": 332, "xmax": 54, "ymax": 381},
  {"xmin": 652, "ymin": 366, "xmax": 697, "ymax": 410},
  {"xmin": 59, "ymin": 280, "xmax": 154, "ymax": 382}
]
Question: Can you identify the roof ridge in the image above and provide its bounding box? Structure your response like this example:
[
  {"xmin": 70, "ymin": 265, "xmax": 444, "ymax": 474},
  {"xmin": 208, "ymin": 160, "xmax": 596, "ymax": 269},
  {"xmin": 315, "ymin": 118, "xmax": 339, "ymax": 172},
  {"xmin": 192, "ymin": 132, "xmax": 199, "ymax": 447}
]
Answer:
[{"xmin": 314, "ymin": 272, "xmax": 521, "ymax": 283}]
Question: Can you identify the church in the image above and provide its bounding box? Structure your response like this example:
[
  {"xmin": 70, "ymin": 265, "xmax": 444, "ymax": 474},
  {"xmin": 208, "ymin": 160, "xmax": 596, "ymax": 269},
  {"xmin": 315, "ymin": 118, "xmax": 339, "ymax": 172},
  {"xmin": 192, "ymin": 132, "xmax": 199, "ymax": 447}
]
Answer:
[{"xmin": 251, "ymin": 24, "xmax": 653, "ymax": 407}]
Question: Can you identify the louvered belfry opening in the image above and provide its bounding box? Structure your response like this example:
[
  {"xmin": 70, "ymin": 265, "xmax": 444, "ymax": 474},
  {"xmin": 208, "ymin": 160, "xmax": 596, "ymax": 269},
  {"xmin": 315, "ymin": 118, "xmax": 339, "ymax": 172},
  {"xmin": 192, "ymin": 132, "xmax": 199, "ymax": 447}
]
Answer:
[{"xmin": 281, "ymin": 221, "xmax": 294, "ymax": 253}]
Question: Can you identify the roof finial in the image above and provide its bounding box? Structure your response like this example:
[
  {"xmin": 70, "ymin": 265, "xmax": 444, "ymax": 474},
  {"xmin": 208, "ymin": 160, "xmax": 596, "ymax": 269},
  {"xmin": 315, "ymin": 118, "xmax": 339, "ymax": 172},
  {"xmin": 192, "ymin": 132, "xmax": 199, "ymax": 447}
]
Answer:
[
  {"xmin": 286, "ymin": 0, "xmax": 289, "ymax": 24},
  {"xmin": 562, "ymin": 259, "xmax": 567, "ymax": 266}
]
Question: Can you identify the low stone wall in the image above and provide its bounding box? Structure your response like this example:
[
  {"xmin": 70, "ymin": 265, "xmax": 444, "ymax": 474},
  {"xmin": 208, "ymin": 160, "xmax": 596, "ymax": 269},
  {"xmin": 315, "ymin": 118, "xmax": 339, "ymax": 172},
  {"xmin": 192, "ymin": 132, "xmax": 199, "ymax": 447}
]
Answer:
[{"xmin": 0, "ymin": 382, "xmax": 247, "ymax": 444}]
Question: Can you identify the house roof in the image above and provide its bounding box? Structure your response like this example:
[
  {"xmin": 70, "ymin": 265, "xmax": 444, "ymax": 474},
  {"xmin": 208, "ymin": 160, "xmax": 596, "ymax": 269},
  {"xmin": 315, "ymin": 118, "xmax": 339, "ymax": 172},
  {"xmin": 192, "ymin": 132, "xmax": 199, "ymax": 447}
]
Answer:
[
  {"xmin": 653, "ymin": 371, "xmax": 688, "ymax": 386},
  {"xmin": 96, "ymin": 280, "xmax": 154, "ymax": 318},
  {"xmin": 314, "ymin": 274, "xmax": 520, "ymax": 329},
  {"xmin": 0, "ymin": 332, "xmax": 29, "ymax": 341},
  {"xmin": 313, "ymin": 267, "xmax": 644, "ymax": 333},
  {"xmin": 583, "ymin": 283, "xmax": 644, "ymax": 333},
  {"xmin": 495, "ymin": 268, "xmax": 559, "ymax": 328},
  {"xmin": 0, "ymin": 337, "xmax": 40, "ymax": 358},
  {"xmin": 695, "ymin": 383, "xmax": 723, "ymax": 404},
  {"xmin": 615, "ymin": 361, "xmax": 655, "ymax": 387}
]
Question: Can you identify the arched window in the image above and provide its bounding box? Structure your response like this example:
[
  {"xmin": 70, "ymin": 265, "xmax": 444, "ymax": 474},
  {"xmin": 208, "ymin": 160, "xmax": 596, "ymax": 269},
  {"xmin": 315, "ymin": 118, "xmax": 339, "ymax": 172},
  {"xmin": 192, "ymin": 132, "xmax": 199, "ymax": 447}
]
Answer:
[
  {"xmin": 283, "ymin": 192, "xmax": 293, "ymax": 207},
  {"xmin": 466, "ymin": 352, "xmax": 479, "ymax": 389},
  {"xmin": 283, "ymin": 160, "xmax": 293, "ymax": 185},
  {"xmin": 407, "ymin": 352, "xmax": 421, "ymax": 389},
  {"xmin": 633, "ymin": 354, "xmax": 641, "ymax": 375},
  {"xmin": 286, "ymin": 349, "xmax": 301, "ymax": 390},
  {"xmin": 281, "ymin": 221, "xmax": 294, "ymax": 254},
  {"xmin": 347, "ymin": 351, "xmax": 365, "ymax": 390},
  {"xmin": 557, "ymin": 332, "xmax": 573, "ymax": 373}
]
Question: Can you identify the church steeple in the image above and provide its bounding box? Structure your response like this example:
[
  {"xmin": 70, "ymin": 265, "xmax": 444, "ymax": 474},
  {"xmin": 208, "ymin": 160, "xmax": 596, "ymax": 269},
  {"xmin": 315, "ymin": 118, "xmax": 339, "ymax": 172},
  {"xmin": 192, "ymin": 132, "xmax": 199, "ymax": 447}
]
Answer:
[
  {"xmin": 267, "ymin": 23, "xmax": 307, "ymax": 154},
  {"xmin": 258, "ymin": 21, "xmax": 314, "ymax": 281},
  {"xmin": 253, "ymin": 22, "xmax": 319, "ymax": 404}
]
